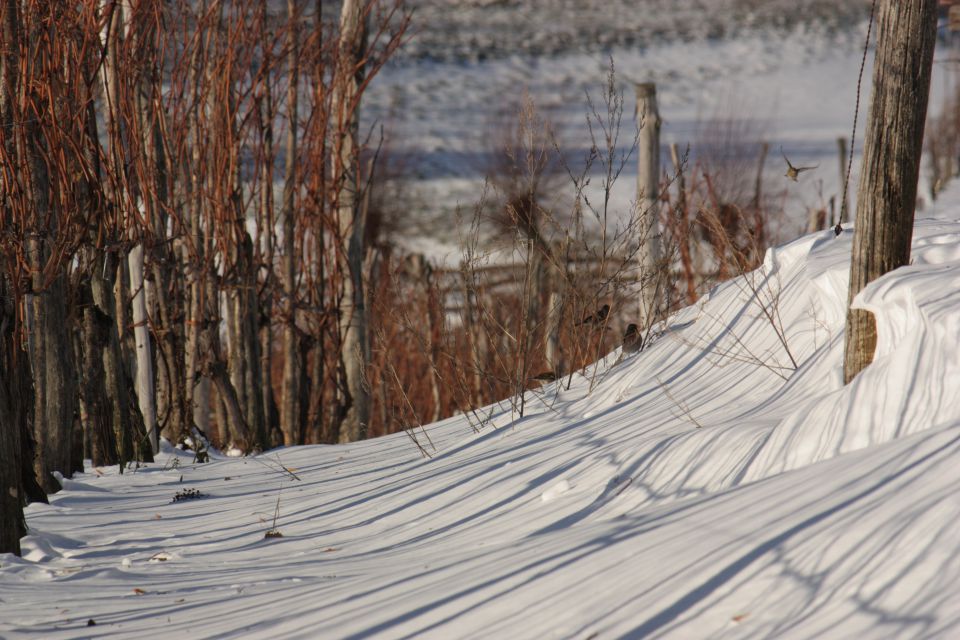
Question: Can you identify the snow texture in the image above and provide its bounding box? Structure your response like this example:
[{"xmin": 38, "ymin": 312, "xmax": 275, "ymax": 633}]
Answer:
[{"xmin": 5, "ymin": 187, "xmax": 960, "ymax": 640}]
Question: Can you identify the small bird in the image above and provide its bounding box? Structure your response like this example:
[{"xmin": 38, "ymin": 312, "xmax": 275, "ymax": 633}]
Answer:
[
  {"xmin": 781, "ymin": 148, "xmax": 818, "ymax": 182},
  {"xmin": 531, "ymin": 371, "xmax": 558, "ymax": 383},
  {"xmin": 834, "ymin": 222, "xmax": 843, "ymax": 237},
  {"xmin": 576, "ymin": 304, "xmax": 610, "ymax": 327},
  {"xmin": 622, "ymin": 323, "xmax": 642, "ymax": 354}
]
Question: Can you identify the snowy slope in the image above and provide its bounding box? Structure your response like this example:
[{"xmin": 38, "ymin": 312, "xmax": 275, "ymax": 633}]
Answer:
[{"xmin": 4, "ymin": 181, "xmax": 960, "ymax": 637}]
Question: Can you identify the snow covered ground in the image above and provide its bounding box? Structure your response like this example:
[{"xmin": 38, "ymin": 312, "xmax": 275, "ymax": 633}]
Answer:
[
  {"xmin": 4, "ymin": 171, "xmax": 960, "ymax": 638},
  {"xmin": 6, "ymin": 4, "xmax": 960, "ymax": 638},
  {"xmin": 365, "ymin": 1, "xmax": 884, "ymax": 258},
  {"xmin": 365, "ymin": 1, "xmax": 960, "ymax": 265}
]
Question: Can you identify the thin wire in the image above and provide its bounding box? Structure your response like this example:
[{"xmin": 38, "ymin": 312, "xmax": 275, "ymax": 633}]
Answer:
[{"xmin": 838, "ymin": 0, "xmax": 879, "ymax": 233}]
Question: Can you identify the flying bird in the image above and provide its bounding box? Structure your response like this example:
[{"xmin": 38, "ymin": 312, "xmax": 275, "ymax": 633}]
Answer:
[
  {"xmin": 781, "ymin": 147, "xmax": 818, "ymax": 181},
  {"xmin": 621, "ymin": 323, "xmax": 642, "ymax": 354},
  {"xmin": 576, "ymin": 304, "xmax": 609, "ymax": 327}
]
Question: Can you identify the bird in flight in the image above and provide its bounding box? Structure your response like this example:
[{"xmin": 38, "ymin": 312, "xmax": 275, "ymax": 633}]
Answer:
[{"xmin": 781, "ymin": 147, "xmax": 818, "ymax": 181}]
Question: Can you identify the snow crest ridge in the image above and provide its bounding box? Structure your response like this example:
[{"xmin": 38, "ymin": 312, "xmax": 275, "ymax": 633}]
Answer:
[{"xmin": 743, "ymin": 218, "xmax": 960, "ymax": 481}]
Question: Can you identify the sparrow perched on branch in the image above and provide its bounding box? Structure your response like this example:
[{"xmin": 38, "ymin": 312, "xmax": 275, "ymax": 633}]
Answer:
[
  {"xmin": 781, "ymin": 147, "xmax": 818, "ymax": 182},
  {"xmin": 621, "ymin": 323, "xmax": 642, "ymax": 354},
  {"xmin": 576, "ymin": 304, "xmax": 609, "ymax": 326}
]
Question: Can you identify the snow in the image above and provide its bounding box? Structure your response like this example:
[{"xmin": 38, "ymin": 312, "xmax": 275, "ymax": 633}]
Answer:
[
  {"xmin": 6, "ymin": 4, "xmax": 960, "ymax": 638},
  {"xmin": 5, "ymin": 184, "xmax": 960, "ymax": 637},
  {"xmin": 365, "ymin": 5, "xmax": 885, "ymax": 258}
]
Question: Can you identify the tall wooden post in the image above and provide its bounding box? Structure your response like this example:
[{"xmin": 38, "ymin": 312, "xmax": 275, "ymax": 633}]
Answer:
[
  {"xmin": 635, "ymin": 82, "xmax": 662, "ymax": 328},
  {"xmin": 843, "ymin": 0, "xmax": 937, "ymax": 384},
  {"xmin": 837, "ymin": 136, "xmax": 850, "ymax": 224},
  {"xmin": 543, "ymin": 239, "xmax": 564, "ymax": 374}
]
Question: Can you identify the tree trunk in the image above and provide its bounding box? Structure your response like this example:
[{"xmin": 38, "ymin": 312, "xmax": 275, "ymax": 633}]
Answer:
[
  {"xmin": 335, "ymin": 0, "xmax": 371, "ymax": 443},
  {"xmin": 199, "ymin": 263, "xmax": 247, "ymax": 446},
  {"xmin": 0, "ymin": 276, "xmax": 30, "ymax": 555},
  {"xmin": 148, "ymin": 247, "xmax": 186, "ymax": 450},
  {"xmin": 128, "ymin": 244, "xmax": 158, "ymax": 450},
  {"xmin": 194, "ymin": 376, "xmax": 210, "ymax": 435},
  {"xmin": 26, "ymin": 278, "xmax": 77, "ymax": 493},
  {"xmin": 257, "ymin": 3, "xmax": 278, "ymax": 447},
  {"xmin": 25, "ymin": 103, "xmax": 78, "ymax": 492},
  {"xmin": 0, "ymin": 2, "xmax": 46, "ymax": 531},
  {"xmin": 228, "ymin": 234, "xmax": 266, "ymax": 449},
  {"xmin": 139, "ymin": 3, "xmax": 182, "ymax": 453},
  {"xmin": 199, "ymin": 318, "xmax": 249, "ymax": 448},
  {"xmin": 635, "ymin": 82, "xmax": 663, "ymax": 329},
  {"xmin": 182, "ymin": 29, "xmax": 207, "ymax": 445},
  {"xmin": 280, "ymin": 0, "xmax": 301, "ymax": 446},
  {"xmin": 78, "ymin": 41, "xmax": 138, "ymax": 466},
  {"xmin": 93, "ymin": 255, "xmax": 139, "ymax": 462},
  {"xmin": 843, "ymin": 0, "xmax": 937, "ymax": 384},
  {"xmin": 306, "ymin": 338, "xmax": 325, "ymax": 443},
  {"xmin": 215, "ymin": 26, "xmax": 266, "ymax": 451},
  {"xmin": 148, "ymin": 254, "xmax": 185, "ymax": 449},
  {"xmin": 79, "ymin": 278, "xmax": 120, "ymax": 467}
]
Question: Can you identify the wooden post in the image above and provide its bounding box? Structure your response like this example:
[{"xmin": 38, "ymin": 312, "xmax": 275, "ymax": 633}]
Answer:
[
  {"xmin": 670, "ymin": 143, "xmax": 697, "ymax": 304},
  {"xmin": 543, "ymin": 239, "xmax": 564, "ymax": 375},
  {"xmin": 753, "ymin": 142, "xmax": 769, "ymax": 252},
  {"xmin": 753, "ymin": 142, "xmax": 768, "ymax": 212},
  {"xmin": 843, "ymin": 0, "xmax": 937, "ymax": 384},
  {"xmin": 806, "ymin": 208, "xmax": 826, "ymax": 233},
  {"xmin": 459, "ymin": 262, "xmax": 484, "ymax": 406},
  {"xmin": 409, "ymin": 255, "xmax": 443, "ymax": 423},
  {"xmin": 635, "ymin": 82, "xmax": 662, "ymax": 328},
  {"xmin": 837, "ymin": 136, "xmax": 850, "ymax": 224}
]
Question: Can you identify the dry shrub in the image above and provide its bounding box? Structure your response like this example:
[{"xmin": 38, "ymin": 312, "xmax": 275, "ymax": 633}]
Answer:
[
  {"xmin": 926, "ymin": 71, "xmax": 960, "ymax": 201},
  {"xmin": 332, "ymin": 77, "xmax": 791, "ymax": 442},
  {"xmin": 661, "ymin": 104, "xmax": 786, "ymax": 308}
]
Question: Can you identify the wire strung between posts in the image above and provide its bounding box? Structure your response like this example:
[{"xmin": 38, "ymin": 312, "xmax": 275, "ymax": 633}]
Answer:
[{"xmin": 839, "ymin": 0, "xmax": 879, "ymax": 230}]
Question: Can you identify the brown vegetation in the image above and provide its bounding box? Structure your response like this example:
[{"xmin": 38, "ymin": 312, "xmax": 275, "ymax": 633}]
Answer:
[{"xmin": 0, "ymin": 1, "xmax": 787, "ymax": 560}]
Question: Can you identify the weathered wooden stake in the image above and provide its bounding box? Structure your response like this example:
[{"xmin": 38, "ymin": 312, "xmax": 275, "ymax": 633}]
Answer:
[
  {"xmin": 635, "ymin": 82, "xmax": 662, "ymax": 328},
  {"xmin": 837, "ymin": 136, "xmax": 850, "ymax": 224},
  {"xmin": 843, "ymin": 0, "xmax": 937, "ymax": 384}
]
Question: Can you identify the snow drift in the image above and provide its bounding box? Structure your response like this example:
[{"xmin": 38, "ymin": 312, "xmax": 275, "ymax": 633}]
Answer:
[{"xmin": 4, "ymin": 204, "xmax": 960, "ymax": 638}]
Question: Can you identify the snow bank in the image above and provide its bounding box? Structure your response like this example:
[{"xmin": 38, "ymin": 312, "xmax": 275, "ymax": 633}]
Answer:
[
  {"xmin": 4, "ymin": 214, "xmax": 960, "ymax": 637},
  {"xmin": 744, "ymin": 218, "xmax": 960, "ymax": 480}
]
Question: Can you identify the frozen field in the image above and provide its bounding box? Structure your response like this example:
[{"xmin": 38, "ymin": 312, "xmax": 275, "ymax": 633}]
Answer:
[{"xmin": 359, "ymin": 0, "xmax": 950, "ymax": 259}]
